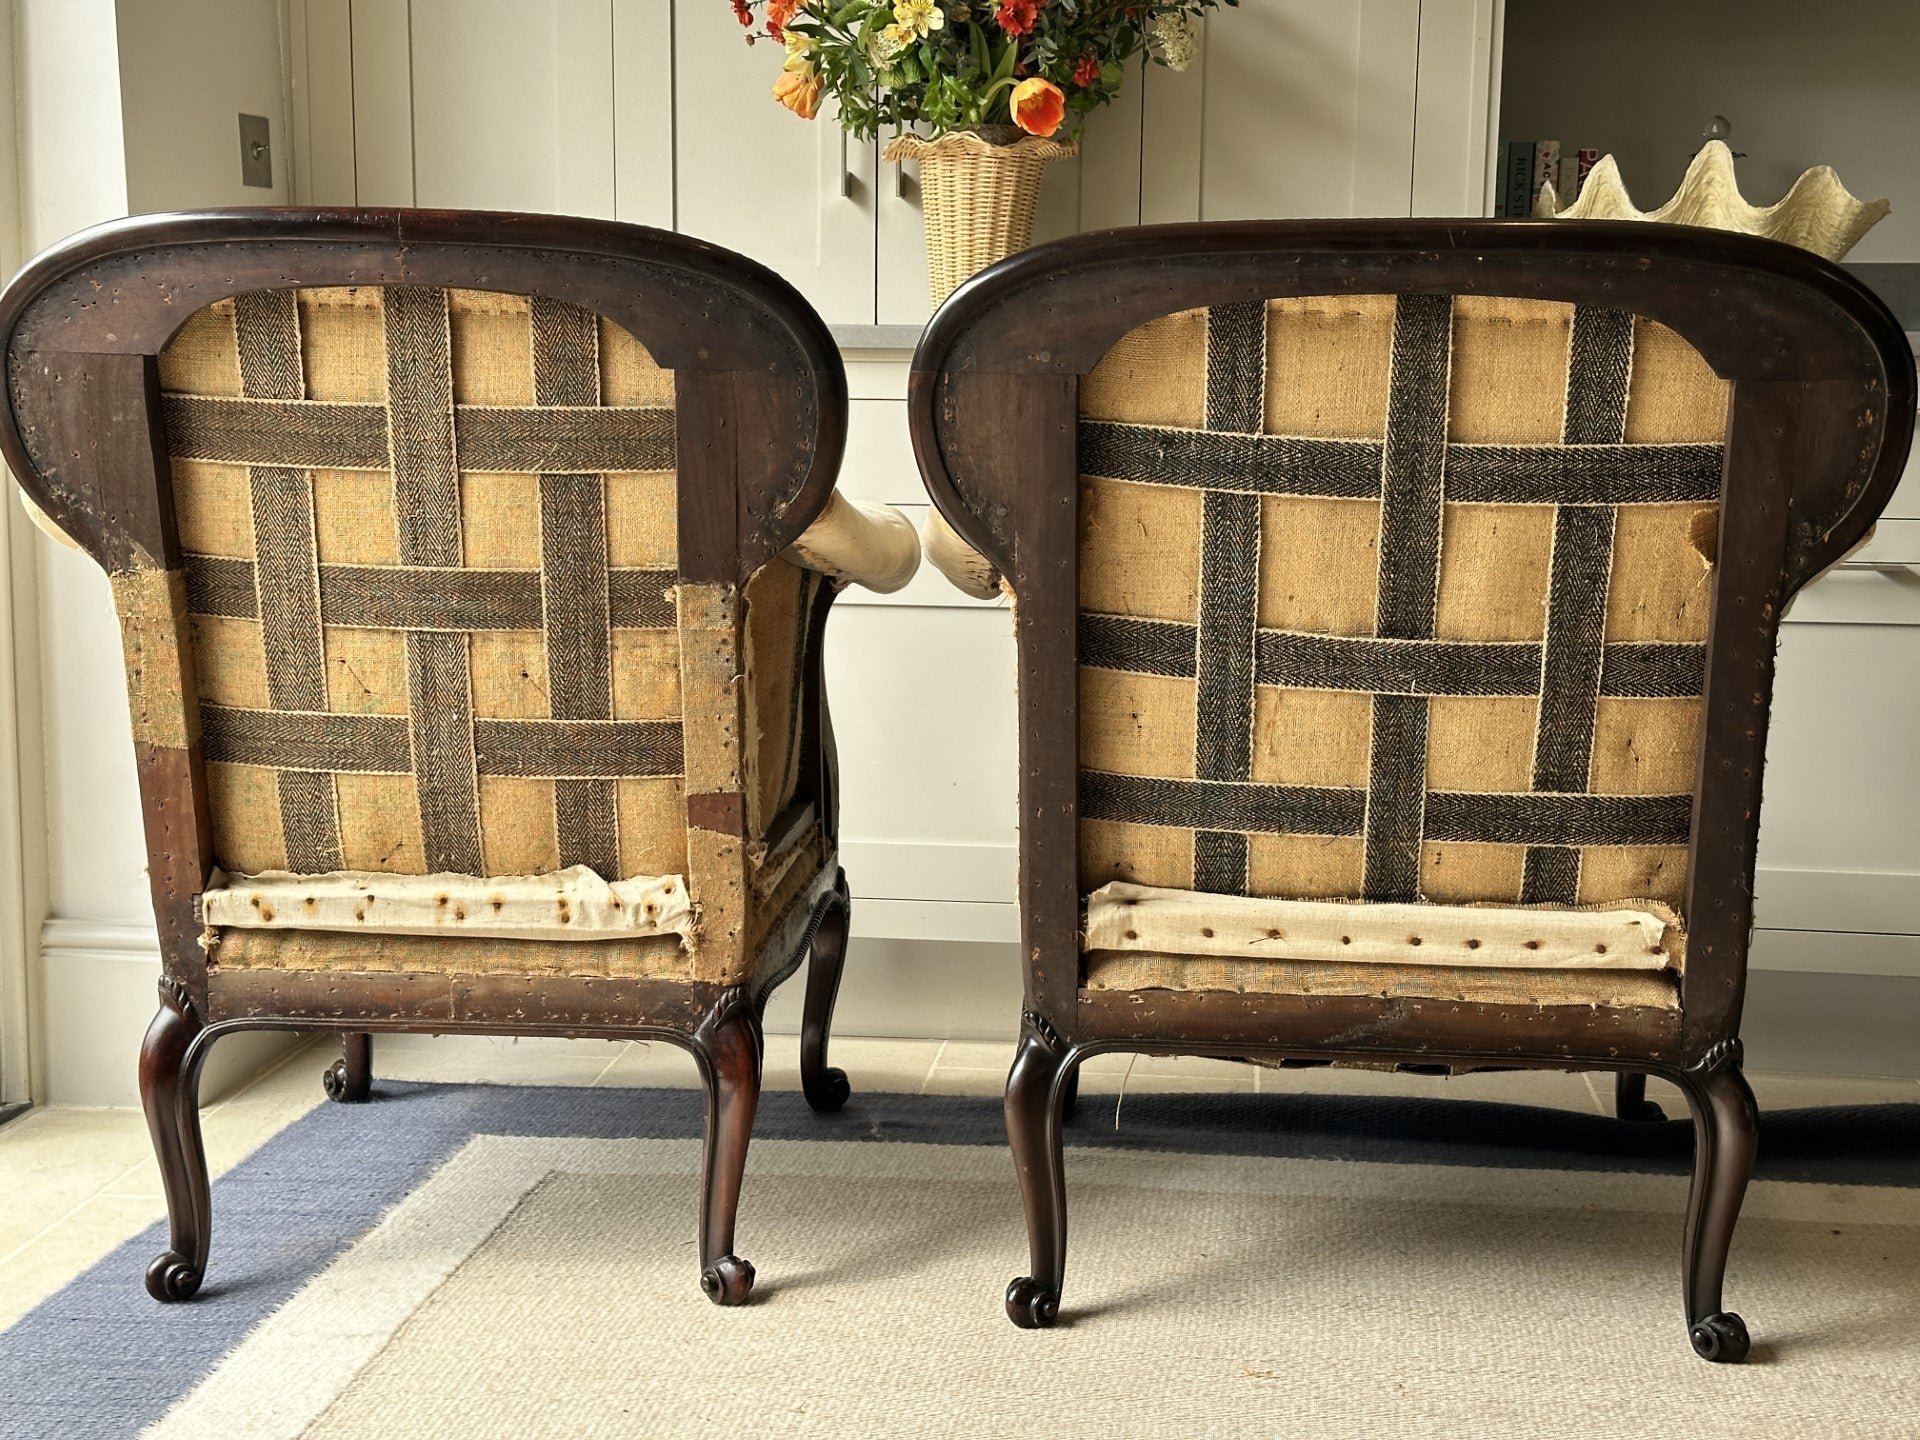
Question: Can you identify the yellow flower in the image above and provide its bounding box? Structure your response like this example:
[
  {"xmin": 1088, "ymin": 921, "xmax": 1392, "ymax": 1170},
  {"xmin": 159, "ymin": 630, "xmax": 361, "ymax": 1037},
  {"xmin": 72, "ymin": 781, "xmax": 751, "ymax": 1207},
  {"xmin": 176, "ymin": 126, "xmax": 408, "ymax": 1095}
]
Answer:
[{"xmin": 892, "ymin": 0, "xmax": 945, "ymax": 39}]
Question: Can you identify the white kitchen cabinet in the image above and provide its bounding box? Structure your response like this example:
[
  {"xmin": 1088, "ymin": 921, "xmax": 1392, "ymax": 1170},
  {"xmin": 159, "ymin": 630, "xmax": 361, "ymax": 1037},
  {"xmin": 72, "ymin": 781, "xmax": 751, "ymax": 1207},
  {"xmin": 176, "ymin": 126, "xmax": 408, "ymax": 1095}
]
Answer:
[
  {"xmin": 673, "ymin": 0, "xmax": 879, "ymax": 324},
  {"xmin": 293, "ymin": 0, "xmax": 672, "ymax": 223},
  {"xmin": 1142, "ymin": 0, "xmax": 1421, "ymax": 223},
  {"xmin": 409, "ymin": 0, "xmax": 617, "ymax": 216},
  {"xmin": 1141, "ymin": 0, "xmax": 1497, "ymax": 223}
]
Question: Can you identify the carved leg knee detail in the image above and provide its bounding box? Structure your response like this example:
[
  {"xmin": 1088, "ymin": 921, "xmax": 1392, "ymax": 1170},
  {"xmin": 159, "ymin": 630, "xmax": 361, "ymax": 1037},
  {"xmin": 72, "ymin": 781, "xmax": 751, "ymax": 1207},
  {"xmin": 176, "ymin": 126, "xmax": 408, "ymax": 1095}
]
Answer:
[
  {"xmin": 800, "ymin": 877, "xmax": 852, "ymax": 1115},
  {"xmin": 140, "ymin": 980, "xmax": 212, "ymax": 1304},
  {"xmin": 1678, "ymin": 1043, "xmax": 1759, "ymax": 1363},
  {"xmin": 1004, "ymin": 1019, "xmax": 1072, "ymax": 1329},
  {"xmin": 696, "ymin": 994, "xmax": 763, "ymax": 1306}
]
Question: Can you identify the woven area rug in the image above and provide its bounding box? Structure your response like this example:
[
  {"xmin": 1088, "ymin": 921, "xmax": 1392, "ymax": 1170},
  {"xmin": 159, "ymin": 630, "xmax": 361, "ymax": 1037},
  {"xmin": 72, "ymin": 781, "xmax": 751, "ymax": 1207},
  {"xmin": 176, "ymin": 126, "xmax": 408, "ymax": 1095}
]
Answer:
[{"xmin": 3, "ymin": 1083, "xmax": 1919, "ymax": 1439}]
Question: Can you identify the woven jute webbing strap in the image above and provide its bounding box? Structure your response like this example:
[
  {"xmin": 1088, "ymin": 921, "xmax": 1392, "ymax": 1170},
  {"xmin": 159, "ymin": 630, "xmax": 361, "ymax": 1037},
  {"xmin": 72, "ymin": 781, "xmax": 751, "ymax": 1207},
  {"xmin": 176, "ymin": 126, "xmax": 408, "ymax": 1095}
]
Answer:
[
  {"xmin": 1077, "ymin": 294, "xmax": 1725, "ymax": 912},
  {"xmin": 233, "ymin": 289, "xmax": 344, "ymax": 872}
]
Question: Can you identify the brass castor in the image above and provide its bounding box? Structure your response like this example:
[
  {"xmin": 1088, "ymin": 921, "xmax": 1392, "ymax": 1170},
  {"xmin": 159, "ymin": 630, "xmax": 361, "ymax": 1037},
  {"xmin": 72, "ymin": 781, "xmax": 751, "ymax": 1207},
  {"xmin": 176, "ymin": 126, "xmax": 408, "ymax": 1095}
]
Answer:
[
  {"xmin": 1690, "ymin": 1312, "xmax": 1751, "ymax": 1363},
  {"xmin": 803, "ymin": 1066, "xmax": 850, "ymax": 1114},
  {"xmin": 701, "ymin": 1254, "xmax": 756, "ymax": 1306},
  {"xmin": 145, "ymin": 1251, "xmax": 202, "ymax": 1303},
  {"xmin": 1005, "ymin": 1276, "xmax": 1060, "ymax": 1329}
]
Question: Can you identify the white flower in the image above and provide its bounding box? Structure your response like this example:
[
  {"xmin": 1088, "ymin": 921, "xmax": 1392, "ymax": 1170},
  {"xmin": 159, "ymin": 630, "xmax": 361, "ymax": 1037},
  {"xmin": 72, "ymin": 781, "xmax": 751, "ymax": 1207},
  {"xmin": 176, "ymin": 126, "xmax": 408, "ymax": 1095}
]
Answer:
[
  {"xmin": 866, "ymin": 21, "xmax": 911, "ymax": 66},
  {"xmin": 1151, "ymin": 11, "xmax": 1199, "ymax": 71}
]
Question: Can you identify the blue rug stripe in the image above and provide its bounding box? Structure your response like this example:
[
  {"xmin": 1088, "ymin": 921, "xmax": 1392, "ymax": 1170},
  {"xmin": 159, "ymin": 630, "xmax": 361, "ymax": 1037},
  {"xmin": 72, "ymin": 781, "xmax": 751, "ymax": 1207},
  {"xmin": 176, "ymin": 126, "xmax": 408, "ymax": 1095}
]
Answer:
[{"xmin": 2, "ymin": 1081, "xmax": 1916, "ymax": 1439}]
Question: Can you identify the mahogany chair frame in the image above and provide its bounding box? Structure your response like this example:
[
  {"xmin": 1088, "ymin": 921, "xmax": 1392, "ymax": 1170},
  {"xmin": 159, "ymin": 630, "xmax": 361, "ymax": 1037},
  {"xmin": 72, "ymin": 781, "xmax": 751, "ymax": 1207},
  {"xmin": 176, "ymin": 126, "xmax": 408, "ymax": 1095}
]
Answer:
[
  {"xmin": 907, "ymin": 218, "xmax": 1915, "ymax": 1359},
  {"xmin": 0, "ymin": 209, "xmax": 860, "ymax": 1306}
]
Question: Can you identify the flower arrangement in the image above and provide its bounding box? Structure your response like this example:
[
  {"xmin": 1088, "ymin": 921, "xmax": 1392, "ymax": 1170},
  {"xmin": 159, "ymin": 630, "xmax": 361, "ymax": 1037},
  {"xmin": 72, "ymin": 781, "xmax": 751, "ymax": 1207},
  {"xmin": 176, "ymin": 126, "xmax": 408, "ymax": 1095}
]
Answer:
[{"xmin": 736, "ymin": 0, "xmax": 1232, "ymax": 139}]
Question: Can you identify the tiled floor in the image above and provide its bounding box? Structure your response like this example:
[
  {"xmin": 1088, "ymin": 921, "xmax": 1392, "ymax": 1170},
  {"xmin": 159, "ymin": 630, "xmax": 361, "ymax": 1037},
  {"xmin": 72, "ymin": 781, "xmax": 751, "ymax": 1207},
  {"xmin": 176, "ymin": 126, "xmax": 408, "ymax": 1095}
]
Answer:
[{"xmin": 3, "ymin": 1031, "xmax": 1915, "ymax": 1331}]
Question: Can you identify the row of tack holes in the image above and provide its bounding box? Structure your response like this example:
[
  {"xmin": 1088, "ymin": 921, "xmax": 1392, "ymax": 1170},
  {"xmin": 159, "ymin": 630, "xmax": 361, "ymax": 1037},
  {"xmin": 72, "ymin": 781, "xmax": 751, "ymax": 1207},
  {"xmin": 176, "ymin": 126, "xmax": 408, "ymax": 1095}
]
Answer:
[{"xmin": 1111, "ymin": 904, "xmax": 1666, "ymax": 959}]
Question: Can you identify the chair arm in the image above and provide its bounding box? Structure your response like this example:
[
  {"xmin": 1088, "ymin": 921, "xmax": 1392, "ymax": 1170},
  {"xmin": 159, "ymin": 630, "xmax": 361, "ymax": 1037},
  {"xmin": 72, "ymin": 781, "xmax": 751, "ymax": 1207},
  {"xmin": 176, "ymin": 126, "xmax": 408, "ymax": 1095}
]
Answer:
[
  {"xmin": 783, "ymin": 492, "xmax": 921, "ymax": 593},
  {"xmin": 920, "ymin": 510, "xmax": 1003, "ymax": 601}
]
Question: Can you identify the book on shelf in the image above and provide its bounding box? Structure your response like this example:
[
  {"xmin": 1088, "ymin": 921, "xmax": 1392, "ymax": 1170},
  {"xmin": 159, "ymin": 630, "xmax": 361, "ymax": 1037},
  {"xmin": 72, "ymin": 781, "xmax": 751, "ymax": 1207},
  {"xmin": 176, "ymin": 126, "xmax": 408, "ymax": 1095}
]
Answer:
[
  {"xmin": 1576, "ymin": 148, "xmax": 1600, "ymax": 190},
  {"xmin": 1501, "ymin": 139, "xmax": 1533, "ymax": 218},
  {"xmin": 1531, "ymin": 140, "xmax": 1561, "ymax": 216}
]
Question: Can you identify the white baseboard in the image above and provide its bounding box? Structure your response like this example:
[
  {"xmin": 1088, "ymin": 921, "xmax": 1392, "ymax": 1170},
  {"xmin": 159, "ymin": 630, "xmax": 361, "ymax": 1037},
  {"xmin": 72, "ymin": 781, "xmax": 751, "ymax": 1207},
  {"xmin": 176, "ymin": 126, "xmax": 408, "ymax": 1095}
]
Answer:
[{"xmin": 38, "ymin": 918, "xmax": 301, "ymax": 1107}]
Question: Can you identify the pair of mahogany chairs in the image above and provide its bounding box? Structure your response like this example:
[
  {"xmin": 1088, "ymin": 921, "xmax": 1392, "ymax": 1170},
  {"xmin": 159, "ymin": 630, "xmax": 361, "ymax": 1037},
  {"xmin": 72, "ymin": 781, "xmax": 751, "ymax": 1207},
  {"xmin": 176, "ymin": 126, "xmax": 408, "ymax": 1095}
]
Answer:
[{"xmin": 1, "ymin": 209, "xmax": 1909, "ymax": 1364}]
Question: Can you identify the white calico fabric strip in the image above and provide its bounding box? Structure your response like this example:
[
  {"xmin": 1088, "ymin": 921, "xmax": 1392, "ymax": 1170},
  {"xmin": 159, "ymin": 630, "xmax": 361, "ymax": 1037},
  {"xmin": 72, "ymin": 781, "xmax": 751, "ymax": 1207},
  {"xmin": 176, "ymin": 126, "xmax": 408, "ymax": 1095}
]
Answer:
[
  {"xmin": 920, "ymin": 509, "xmax": 1003, "ymax": 600},
  {"xmin": 783, "ymin": 492, "xmax": 921, "ymax": 593},
  {"xmin": 201, "ymin": 865, "xmax": 693, "ymax": 942},
  {"xmin": 1083, "ymin": 881, "xmax": 1680, "ymax": 971}
]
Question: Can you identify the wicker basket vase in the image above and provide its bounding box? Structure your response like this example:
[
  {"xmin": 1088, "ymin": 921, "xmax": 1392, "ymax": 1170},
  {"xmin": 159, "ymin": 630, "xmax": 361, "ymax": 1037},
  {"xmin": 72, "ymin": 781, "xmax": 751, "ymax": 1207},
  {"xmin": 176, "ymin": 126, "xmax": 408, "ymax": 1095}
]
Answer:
[
  {"xmin": 890, "ymin": 127, "xmax": 1075, "ymax": 597},
  {"xmin": 885, "ymin": 127, "xmax": 1078, "ymax": 304}
]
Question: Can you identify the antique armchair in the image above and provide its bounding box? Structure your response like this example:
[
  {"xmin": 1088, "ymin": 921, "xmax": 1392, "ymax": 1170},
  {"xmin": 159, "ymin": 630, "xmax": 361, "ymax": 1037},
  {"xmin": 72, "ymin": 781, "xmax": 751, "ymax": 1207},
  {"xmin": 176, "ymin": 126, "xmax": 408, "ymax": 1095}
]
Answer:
[
  {"xmin": 908, "ymin": 219, "xmax": 1913, "ymax": 1359},
  {"xmin": 0, "ymin": 209, "xmax": 920, "ymax": 1306}
]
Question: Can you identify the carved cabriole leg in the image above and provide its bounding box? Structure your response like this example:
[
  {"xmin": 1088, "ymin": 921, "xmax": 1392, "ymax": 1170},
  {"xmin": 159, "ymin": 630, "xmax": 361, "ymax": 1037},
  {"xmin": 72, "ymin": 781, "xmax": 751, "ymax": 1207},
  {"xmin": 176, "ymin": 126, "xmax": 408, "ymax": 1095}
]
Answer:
[
  {"xmin": 1676, "ymin": 1040, "xmax": 1759, "ymax": 1362},
  {"xmin": 694, "ymin": 990, "xmax": 763, "ymax": 1305},
  {"xmin": 800, "ymin": 873, "xmax": 852, "ymax": 1113},
  {"xmin": 1058, "ymin": 1061, "xmax": 1080, "ymax": 1124},
  {"xmin": 323, "ymin": 1033, "xmax": 374, "ymax": 1103},
  {"xmin": 140, "ymin": 978, "xmax": 212, "ymax": 1302},
  {"xmin": 1004, "ymin": 1014, "xmax": 1071, "ymax": 1329},
  {"xmin": 1615, "ymin": 1071, "xmax": 1665, "ymax": 1122}
]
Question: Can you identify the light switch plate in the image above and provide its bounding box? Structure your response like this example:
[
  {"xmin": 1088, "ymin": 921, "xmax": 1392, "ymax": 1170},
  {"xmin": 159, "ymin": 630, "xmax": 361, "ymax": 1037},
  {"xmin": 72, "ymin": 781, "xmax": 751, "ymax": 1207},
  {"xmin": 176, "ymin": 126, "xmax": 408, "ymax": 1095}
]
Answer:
[{"xmin": 239, "ymin": 114, "xmax": 272, "ymax": 189}]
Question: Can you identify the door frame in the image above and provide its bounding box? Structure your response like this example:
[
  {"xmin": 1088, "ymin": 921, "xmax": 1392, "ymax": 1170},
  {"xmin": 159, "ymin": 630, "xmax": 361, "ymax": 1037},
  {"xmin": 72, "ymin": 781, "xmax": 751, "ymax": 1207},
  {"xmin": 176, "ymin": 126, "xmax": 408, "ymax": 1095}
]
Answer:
[{"xmin": 0, "ymin": 0, "xmax": 51, "ymax": 1107}]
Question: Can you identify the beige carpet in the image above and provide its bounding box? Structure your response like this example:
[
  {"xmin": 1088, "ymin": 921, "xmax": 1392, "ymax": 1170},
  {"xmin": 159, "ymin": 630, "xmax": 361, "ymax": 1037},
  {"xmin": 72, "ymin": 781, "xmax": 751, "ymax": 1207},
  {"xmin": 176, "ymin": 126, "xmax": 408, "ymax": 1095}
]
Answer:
[{"xmin": 149, "ymin": 1138, "xmax": 1920, "ymax": 1439}]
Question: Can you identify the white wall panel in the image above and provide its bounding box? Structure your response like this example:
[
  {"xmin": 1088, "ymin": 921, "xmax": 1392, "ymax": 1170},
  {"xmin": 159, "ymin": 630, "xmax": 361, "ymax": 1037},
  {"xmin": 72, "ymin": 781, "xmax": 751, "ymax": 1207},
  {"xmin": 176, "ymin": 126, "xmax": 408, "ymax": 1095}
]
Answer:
[
  {"xmin": 1144, "ymin": 0, "xmax": 1422, "ymax": 222},
  {"xmin": 672, "ymin": 0, "xmax": 875, "ymax": 323},
  {"xmin": 117, "ymin": 0, "xmax": 291, "ymax": 213},
  {"xmin": 409, "ymin": 0, "xmax": 617, "ymax": 217}
]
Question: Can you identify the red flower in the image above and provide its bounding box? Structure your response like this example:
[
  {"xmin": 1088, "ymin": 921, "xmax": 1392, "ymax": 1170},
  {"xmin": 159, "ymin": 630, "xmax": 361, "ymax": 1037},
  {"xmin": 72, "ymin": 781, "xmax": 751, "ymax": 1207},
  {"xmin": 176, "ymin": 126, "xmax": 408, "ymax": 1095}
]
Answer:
[
  {"xmin": 730, "ymin": 0, "xmax": 752, "ymax": 26},
  {"xmin": 996, "ymin": 0, "xmax": 1039, "ymax": 37},
  {"xmin": 1073, "ymin": 54, "xmax": 1099, "ymax": 87},
  {"xmin": 1010, "ymin": 77, "xmax": 1065, "ymax": 137}
]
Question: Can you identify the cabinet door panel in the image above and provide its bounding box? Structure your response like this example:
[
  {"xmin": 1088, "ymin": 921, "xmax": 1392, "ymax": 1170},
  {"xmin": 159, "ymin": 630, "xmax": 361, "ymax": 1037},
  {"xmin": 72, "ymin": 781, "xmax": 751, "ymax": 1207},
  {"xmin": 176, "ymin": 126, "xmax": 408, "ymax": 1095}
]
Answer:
[
  {"xmin": 1143, "ymin": 0, "xmax": 1422, "ymax": 222},
  {"xmin": 408, "ymin": 0, "xmax": 617, "ymax": 217},
  {"xmin": 826, "ymin": 605, "xmax": 1019, "ymax": 873},
  {"xmin": 613, "ymin": 0, "xmax": 675, "ymax": 227},
  {"xmin": 674, "ymin": 0, "xmax": 876, "ymax": 325}
]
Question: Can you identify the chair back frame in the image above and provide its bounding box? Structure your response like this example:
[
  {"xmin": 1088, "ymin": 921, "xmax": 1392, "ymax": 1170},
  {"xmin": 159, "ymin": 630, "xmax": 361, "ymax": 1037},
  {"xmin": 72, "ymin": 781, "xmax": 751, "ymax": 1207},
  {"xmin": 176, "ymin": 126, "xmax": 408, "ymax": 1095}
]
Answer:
[
  {"xmin": 909, "ymin": 218, "xmax": 1913, "ymax": 1074},
  {"xmin": 0, "ymin": 208, "xmax": 851, "ymax": 1039}
]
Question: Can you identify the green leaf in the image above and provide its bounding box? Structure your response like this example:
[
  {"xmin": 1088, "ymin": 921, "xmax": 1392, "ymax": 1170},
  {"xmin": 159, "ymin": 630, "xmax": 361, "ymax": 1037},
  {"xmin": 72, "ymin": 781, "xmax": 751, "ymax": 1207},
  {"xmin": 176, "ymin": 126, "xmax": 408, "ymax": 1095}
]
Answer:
[{"xmin": 990, "ymin": 37, "xmax": 1017, "ymax": 85}]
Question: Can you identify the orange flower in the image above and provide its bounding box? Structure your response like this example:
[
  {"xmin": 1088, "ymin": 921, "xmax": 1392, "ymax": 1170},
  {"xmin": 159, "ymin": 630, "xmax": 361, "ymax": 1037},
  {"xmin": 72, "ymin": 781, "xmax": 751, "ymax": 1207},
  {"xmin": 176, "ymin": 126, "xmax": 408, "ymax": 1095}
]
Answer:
[
  {"xmin": 1010, "ymin": 77, "xmax": 1065, "ymax": 137},
  {"xmin": 766, "ymin": 0, "xmax": 800, "ymax": 39},
  {"xmin": 773, "ymin": 63, "xmax": 824, "ymax": 118}
]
